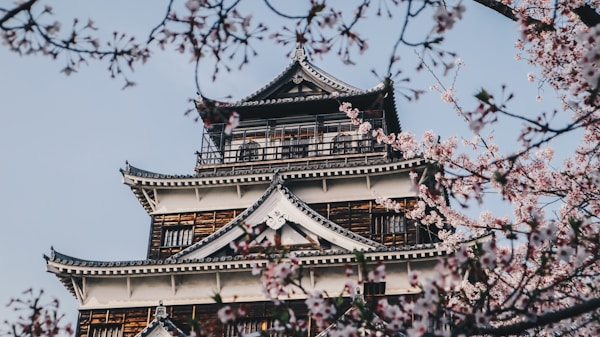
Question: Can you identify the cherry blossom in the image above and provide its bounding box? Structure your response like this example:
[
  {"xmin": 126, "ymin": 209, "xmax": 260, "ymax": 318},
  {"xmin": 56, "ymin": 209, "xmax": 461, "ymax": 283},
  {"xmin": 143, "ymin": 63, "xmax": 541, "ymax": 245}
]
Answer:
[
  {"xmin": 3, "ymin": 1, "xmax": 600, "ymax": 336},
  {"xmin": 216, "ymin": 306, "xmax": 234, "ymax": 323}
]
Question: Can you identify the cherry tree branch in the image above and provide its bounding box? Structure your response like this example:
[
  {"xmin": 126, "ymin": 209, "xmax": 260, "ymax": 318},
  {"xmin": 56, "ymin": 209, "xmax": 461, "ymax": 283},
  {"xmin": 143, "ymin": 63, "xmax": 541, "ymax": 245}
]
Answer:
[
  {"xmin": 0, "ymin": 0, "xmax": 36, "ymax": 27},
  {"xmin": 474, "ymin": 297, "xmax": 600, "ymax": 336}
]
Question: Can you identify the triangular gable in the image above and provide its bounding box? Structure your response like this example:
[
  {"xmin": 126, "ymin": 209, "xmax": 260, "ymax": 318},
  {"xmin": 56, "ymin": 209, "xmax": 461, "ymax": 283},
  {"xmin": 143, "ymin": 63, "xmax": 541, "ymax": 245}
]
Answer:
[
  {"xmin": 134, "ymin": 305, "xmax": 186, "ymax": 337},
  {"xmin": 171, "ymin": 174, "xmax": 383, "ymax": 260},
  {"xmin": 238, "ymin": 44, "xmax": 364, "ymax": 103}
]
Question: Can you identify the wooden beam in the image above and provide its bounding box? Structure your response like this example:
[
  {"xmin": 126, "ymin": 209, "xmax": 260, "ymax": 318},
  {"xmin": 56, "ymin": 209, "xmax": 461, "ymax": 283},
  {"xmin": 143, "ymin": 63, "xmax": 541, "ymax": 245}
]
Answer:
[
  {"xmin": 71, "ymin": 277, "xmax": 84, "ymax": 304},
  {"xmin": 127, "ymin": 276, "xmax": 131, "ymax": 298},
  {"xmin": 365, "ymin": 175, "xmax": 371, "ymax": 190},
  {"xmin": 216, "ymin": 271, "xmax": 221, "ymax": 291},
  {"xmin": 153, "ymin": 188, "xmax": 158, "ymax": 205},
  {"xmin": 142, "ymin": 189, "xmax": 157, "ymax": 212},
  {"xmin": 195, "ymin": 188, "xmax": 201, "ymax": 202},
  {"xmin": 236, "ymin": 184, "xmax": 242, "ymax": 199},
  {"xmin": 82, "ymin": 277, "xmax": 87, "ymax": 299},
  {"xmin": 357, "ymin": 264, "xmax": 364, "ymax": 283},
  {"xmin": 322, "ymin": 178, "xmax": 327, "ymax": 192},
  {"xmin": 171, "ymin": 275, "xmax": 176, "ymax": 295}
]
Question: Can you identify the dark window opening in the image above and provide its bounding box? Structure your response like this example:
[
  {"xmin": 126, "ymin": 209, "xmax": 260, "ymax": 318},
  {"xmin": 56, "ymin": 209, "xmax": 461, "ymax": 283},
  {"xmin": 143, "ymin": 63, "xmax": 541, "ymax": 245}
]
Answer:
[
  {"xmin": 224, "ymin": 318, "xmax": 284, "ymax": 337},
  {"xmin": 238, "ymin": 140, "xmax": 261, "ymax": 162},
  {"xmin": 332, "ymin": 134, "xmax": 354, "ymax": 154},
  {"xmin": 162, "ymin": 226, "xmax": 194, "ymax": 247},
  {"xmin": 373, "ymin": 213, "xmax": 406, "ymax": 234},
  {"xmin": 282, "ymin": 136, "xmax": 308, "ymax": 159},
  {"xmin": 89, "ymin": 324, "xmax": 123, "ymax": 337},
  {"xmin": 363, "ymin": 282, "xmax": 386, "ymax": 296},
  {"xmin": 358, "ymin": 134, "xmax": 374, "ymax": 153}
]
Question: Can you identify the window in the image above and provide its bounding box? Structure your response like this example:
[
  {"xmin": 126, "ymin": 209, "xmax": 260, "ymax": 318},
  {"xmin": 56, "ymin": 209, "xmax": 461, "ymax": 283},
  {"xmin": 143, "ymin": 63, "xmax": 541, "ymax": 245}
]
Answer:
[
  {"xmin": 282, "ymin": 136, "xmax": 308, "ymax": 159},
  {"xmin": 358, "ymin": 134, "xmax": 373, "ymax": 153},
  {"xmin": 224, "ymin": 319, "xmax": 283, "ymax": 337},
  {"xmin": 373, "ymin": 213, "xmax": 406, "ymax": 234},
  {"xmin": 162, "ymin": 226, "xmax": 194, "ymax": 247},
  {"xmin": 363, "ymin": 282, "xmax": 386, "ymax": 296},
  {"xmin": 238, "ymin": 141, "xmax": 260, "ymax": 162},
  {"xmin": 332, "ymin": 134, "xmax": 354, "ymax": 154},
  {"xmin": 89, "ymin": 324, "xmax": 123, "ymax": 337}
]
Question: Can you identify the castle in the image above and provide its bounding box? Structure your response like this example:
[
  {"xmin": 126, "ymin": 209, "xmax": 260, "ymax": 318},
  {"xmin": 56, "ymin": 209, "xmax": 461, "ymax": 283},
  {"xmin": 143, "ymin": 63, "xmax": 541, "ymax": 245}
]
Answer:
[{"xmin": 46, "ymin": 45, "xmax": 469, "ymax": 337}]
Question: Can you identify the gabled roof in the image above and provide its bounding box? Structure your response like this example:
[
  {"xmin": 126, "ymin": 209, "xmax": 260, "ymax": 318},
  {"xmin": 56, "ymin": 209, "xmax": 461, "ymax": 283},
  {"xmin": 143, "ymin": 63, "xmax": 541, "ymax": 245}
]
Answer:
[
  {"xmin": 171, "ymin": 173, "xmax": 384, "ymax": 260},
  {"xmin": 134, "ymin": 306, "xmax": 186, "ymax": 337},
  {"xmin": 219, "ymin": 44, "xmax": 400, "ymax": 132},
  {"xmin": 236, "ymin": 43, "xmax": 364, "ymax": 103}
]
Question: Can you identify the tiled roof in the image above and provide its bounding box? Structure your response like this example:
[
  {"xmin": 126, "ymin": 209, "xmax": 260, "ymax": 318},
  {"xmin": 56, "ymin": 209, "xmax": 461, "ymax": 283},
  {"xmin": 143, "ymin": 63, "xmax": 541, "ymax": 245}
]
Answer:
[
  {"xmin": 134, "ymin": 315, "xmax": 186, "ymax": 337},
  {"xmin": 231, "ymin": 44, "xmax": 380, "ymax": 107},
  {"xmin": 45, "ymin": 233, "xmax": 492, "ymax": 272},
  {"xmin": 123, "ymin": 157, "xmax": 426, "ymax": 180},
  {"xmin": 121, "ymin": 161, "xmax": 191, "ymax": 179},
  {"xmin": 229, "ymin": 81, "xmax": 387, "ymax": 109}
]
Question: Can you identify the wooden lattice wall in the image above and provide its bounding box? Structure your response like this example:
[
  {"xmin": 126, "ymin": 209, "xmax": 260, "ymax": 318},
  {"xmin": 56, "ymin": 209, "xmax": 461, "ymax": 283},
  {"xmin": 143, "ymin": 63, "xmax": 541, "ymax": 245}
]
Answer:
[{"xmin": 146, "ymin": 198, "xmax": 430, "ymax": 260}]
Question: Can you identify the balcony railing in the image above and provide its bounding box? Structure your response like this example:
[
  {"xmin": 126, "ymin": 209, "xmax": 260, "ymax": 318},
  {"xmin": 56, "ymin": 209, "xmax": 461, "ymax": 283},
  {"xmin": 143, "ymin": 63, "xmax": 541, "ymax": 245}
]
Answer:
[{"xmin": 196, "ymin": 111, "xmax": 389, "ymax": 172}]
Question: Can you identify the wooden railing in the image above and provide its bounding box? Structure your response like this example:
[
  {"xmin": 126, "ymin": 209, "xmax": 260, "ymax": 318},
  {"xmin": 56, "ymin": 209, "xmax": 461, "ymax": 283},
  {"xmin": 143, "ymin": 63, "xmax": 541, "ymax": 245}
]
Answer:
[{"xmin": 196, "ymin": 112, "xmax": 389, "ymax": 171}]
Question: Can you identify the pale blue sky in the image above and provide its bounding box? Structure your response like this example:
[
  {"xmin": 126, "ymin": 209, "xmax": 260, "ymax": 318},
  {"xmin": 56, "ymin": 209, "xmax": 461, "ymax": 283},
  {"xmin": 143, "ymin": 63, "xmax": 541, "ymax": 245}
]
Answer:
[{"xmin": 0, "ymin": 1, "xmax": 566, "ymax": 326}]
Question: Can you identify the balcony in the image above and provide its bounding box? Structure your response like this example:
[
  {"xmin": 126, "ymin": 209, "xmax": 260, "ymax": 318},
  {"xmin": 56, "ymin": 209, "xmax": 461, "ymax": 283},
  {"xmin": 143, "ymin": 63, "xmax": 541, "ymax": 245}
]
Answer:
[{"xmin": 195, "ymin": 112, "xmax": 392, "ymax": 175}]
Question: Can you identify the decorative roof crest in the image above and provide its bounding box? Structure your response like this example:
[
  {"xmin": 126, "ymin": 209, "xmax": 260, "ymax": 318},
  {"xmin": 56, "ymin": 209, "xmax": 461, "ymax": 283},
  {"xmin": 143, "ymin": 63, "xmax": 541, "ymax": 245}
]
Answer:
[
  {"xmin": 291, "ymin": 42, "xmax": 307, "ymax": 61},
  {"xmin": 264, "ymin": 210, "xmax": 290, "ymax": 230},
  {"xmin": 272, "ymin": 170, "xmax": 284, "ymax": 187},
  {"xmin": 154, "ymin": 300, "xmax": 168, "ymax": 319}
]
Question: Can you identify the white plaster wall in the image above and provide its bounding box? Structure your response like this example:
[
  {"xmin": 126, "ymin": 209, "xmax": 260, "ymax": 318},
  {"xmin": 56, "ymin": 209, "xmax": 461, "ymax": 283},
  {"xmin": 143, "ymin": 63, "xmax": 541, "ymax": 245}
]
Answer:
[
  {"xmin": 154, "ymin": 184, "xmax": 269, "ymax": 214},
  {"xmin": 77, "ymin": 258, "xmax": 441, "ymax": 309},
  {"xmin": 219, "ymin": 271, "xmax": 264, "ymax": 301},
  {"xmin": 130, "ymin": 275, "xmax": 173, "ymax": 301},
  {"xmin": 384, "ymin": 262, "xmax": 411, "ymax": 293},
  {"xmin": 173, "ymin": 273, "xmax": 217, "ymax": 300},
  {"xmin": 289, "ymin": 173, "xmax": 415, "ymax": 204},
  {"xmin": 311, "ymin": 265, "xmax": 355, "ymax": 296},
  {"xmin": 85, "ymin": 278, "xmax": 128, "ymax": 307},
  {"xmin": 149, "ymin": 168, "xmax": 415, "ymax": 214}
]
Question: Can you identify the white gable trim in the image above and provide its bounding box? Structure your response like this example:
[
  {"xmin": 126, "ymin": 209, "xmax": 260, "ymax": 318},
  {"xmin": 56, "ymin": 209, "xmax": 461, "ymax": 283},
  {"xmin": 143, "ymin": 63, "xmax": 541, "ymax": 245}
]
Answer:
[
  {"xmin": 178, "ymin": 186, "xmax": 377, "ymax": 260},
  {"xmin": 145, "ymin": 325, "xmax": 174, "ymax": 337}
]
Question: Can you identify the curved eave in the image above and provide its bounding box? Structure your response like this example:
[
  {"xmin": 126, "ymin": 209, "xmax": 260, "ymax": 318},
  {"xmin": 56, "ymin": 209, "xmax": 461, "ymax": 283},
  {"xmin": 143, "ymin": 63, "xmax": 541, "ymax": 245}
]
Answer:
[
  {"xmin": 224, "ymin": 83, "xmax": 401, "ymax": 135},
  {"xmin": 122, "ymin": 157, "xmax": 427, "ymax": 214},
  {"xmin": 45, "ymin": 232, "xmax": 492, "ymax": 278},
  {"xmin": 46, "ymin": 243, "xmax": 451, "ymax": 277},
  {"xmin": 238, "ymin": 56, "xmax": 367, "ymax": 103},
  {"xmin": 235, "ymin": 81, "xmax": 383, "ymax": 108},
  {"xmin": 226, "ymin": 86, "xmax": 393, "ymax": 122},
  {"xmin": 123, "ymin": 157, "xmax": 427, "ymax": 188}
]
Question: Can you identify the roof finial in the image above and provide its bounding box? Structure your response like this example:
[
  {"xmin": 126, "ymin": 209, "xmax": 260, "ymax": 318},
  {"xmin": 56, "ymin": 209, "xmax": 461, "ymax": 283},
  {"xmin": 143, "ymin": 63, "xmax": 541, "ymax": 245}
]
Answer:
[
  {"xmin": 291, "ymin": 42, "xmax": 307, "ymax": 61},
  {"xmin": 155, "ymin": 300, "xmax": 167, "ymax": 319}
]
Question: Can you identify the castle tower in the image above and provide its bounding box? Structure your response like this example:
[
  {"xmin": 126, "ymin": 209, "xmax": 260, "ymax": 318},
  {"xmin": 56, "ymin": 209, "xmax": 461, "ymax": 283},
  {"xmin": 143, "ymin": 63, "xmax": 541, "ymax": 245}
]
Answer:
[{"xmin": 46, "ymin": 45, "xmax": 473, "ymax": 337}]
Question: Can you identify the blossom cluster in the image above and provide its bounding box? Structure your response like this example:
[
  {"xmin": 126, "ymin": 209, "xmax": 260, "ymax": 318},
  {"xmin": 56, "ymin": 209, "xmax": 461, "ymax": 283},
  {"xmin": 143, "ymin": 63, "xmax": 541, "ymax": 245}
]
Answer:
[
  {"xmin": 2, "ymin": 289, "xmax": 73, "ymax": 337},
  {"xmin": 253, "ymin": 254, "xmax": 300, "ymax": 304}
]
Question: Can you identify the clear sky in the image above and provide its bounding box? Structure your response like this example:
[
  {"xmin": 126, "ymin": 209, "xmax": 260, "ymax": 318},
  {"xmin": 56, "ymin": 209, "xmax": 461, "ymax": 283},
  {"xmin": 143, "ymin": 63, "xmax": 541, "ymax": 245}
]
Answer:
[{"xmin": 0, "ymin": 1, "xmax": 566, "ymax": 327}]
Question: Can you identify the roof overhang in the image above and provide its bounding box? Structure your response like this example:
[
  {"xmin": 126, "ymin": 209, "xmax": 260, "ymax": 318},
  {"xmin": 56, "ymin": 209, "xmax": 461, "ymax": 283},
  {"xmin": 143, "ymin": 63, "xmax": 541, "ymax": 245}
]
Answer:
[
  {"xmin": 122, "ymin": 157, "xmax": 428, "ymax": 214},
  {"xmin": 45, "ymin": 233, "xmax": 492, "ymax": 309}
]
